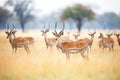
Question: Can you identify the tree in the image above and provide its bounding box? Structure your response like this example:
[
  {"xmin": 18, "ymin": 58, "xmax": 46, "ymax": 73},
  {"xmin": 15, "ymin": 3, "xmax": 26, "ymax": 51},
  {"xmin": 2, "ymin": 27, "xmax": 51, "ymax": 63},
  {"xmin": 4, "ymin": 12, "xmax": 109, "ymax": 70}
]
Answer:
[
  {"xmin": 0, "ymin": 7, "xmax": 11, "ymax": 29},
  {"xmin": 5, "ymin": 0, "xmax": 34, "ymax": 32},
  {"xmin": 61, "ymin": 4, "xmax": 95, "ymax": 32},
  {"xmin": 97, "ymin": 12, "xmax": 120, "ymax": 29}
]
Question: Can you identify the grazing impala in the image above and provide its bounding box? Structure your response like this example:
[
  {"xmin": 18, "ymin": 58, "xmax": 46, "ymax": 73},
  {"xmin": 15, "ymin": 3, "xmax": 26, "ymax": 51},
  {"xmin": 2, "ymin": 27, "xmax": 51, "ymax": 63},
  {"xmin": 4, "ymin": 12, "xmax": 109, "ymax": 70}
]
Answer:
[
  {"xmin": 114, "ymin": 33, "xmax": 120, "ymax": 46},
  {"xmin": 98, "ymin": 33, "xmax": 114, "ymax": 51},
  {"xmin": 5, "ymin": 25, "xmax": 34, "ymax": 54},
  {"xmin": 53, "ymin": 23, "xmax": 90, "ymax": 62}
]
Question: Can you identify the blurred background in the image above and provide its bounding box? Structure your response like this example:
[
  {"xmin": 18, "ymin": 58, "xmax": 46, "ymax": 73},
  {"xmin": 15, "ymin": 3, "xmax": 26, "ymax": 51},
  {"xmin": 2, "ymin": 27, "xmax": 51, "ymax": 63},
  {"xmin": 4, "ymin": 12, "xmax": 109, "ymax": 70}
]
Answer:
[{"xmin": 0, "ymin": 0, "xmax": 120, "ymax": 32}]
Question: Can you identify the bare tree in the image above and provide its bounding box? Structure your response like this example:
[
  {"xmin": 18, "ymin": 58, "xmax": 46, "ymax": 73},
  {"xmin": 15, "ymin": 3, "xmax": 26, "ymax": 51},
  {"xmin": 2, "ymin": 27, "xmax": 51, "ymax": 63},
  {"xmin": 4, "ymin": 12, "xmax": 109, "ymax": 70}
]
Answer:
[
  {"xmin": 0, "ymin": 7, "xmax": 11, "ymax": 29},
  {"xmin": 5, "ymin": 0, "xmax": 34, "ymax": 32}
]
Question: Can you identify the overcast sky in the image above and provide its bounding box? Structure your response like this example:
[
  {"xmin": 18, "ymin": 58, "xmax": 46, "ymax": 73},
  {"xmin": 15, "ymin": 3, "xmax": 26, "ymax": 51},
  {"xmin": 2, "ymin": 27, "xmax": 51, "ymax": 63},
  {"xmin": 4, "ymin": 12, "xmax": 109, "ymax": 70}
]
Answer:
[{"xmin": 1, "ymin": 0, "xmax": 120, "ymax": 17}]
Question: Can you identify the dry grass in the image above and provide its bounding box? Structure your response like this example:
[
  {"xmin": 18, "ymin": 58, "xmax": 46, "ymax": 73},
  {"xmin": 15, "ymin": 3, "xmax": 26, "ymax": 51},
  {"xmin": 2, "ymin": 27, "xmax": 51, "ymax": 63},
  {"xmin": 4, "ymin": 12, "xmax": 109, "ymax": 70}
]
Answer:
[{"xmin": 0, "ymin": 30, "xmax": 120, "ymax": 80}]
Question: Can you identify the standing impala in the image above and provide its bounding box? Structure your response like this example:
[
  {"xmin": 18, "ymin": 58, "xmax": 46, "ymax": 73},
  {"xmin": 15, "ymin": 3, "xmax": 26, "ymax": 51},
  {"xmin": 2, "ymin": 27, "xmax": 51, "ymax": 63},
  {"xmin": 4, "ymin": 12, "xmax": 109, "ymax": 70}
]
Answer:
[
  {"xmin": 73, "ymin": 33, "xmax": 80, "ymax": 41},
  {"xmin": 5, "ymin": 25, "xmax": 34, "ymax": 54},
  {"xmin": 98, "ymin": 33, "xmax": 113, "ymax": 50},
  {"xmin": 114, "ymin": 33, "xmax": 120, "ymax": 46},
  {"xmin": 98, "ymin": 33, "xmax": 114, "ymax": 51},
  {"xmin": 41, "ymin": 23, "xmax": 60, "ymax": 50},
  {"xmin": 78, "ymin": 32, "xmax": 96, "ymax": 50},
  {"xmin": 52, "ymin": 23, "xmax": 90, "ymax": 62}
]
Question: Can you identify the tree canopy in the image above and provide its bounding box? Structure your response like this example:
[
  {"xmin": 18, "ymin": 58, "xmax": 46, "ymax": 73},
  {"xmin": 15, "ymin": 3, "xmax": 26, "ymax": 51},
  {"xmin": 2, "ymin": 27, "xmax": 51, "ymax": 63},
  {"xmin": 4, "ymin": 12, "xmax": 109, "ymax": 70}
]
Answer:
[
  {"xmin": 0, "ymin": 7, "xmax": 11, "ymax": 29},
  {"xmin": 97, "ymin": 12, "xmax": 120, "ymax": 29},
  {"xmin": 5, "ymin": 0, "xmax": 34, "ymax": 32},
  {"xmin": 61, "ymin": 4, "xmax": 95, "ymax": 32}
]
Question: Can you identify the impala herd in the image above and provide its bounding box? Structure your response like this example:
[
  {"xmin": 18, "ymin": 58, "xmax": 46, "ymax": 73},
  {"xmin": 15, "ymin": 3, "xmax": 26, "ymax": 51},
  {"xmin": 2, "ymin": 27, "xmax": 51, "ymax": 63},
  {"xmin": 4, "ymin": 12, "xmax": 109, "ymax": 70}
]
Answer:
[{"xmin": 5, "ymin": 23, "xmax": 120, "ymax": 62}]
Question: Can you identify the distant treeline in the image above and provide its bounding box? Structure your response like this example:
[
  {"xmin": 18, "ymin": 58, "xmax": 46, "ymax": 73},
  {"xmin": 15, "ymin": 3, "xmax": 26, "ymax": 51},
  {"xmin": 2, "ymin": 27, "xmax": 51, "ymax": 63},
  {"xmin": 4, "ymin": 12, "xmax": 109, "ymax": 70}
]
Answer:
[
  {"xmin": 0, "ymin": 11, "xmax": 120, "ymax": 30},
  {"xmin": 38, "ymin": 12, "xmax": 120, "ymax": 30}
]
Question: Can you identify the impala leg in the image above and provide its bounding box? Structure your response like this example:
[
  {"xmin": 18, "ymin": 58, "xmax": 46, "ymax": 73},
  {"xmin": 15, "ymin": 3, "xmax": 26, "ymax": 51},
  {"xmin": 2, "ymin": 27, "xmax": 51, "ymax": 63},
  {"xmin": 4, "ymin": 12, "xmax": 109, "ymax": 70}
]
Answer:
[
  {"xmin": 12, "ymin": 47, "xmax": 17, "ymax": 54},
  {"xmin": 27, "ymin": 46, "xmax": 30, "ymax": 54},
  {"xmin": 112, "ymin": 45, "xmax": 114, "ymax": 51},
  {"xmin": 66, "ymin": 53, "xmax": 70, "ymax": 62},
  {"xmin": 109, "ymin": 47, "xmax": 111, "ymax": 51},
  {"xmin": 12, "ymin": 47, "xmax": 14, "ymax": 53},
  {"xmin": 24, "ymin": 46, "xmax": 30, "ymax": 54},
  {"xmin": 15, "ymin": 47, "xmax": 17, "ymax": 54},
  {"xmin": 56, "ymin": 46, "xmax": 61, "ymax": 53},
  {"xmin": 81, "ymin": 52, "xmax": 89, "ymax": 61},
  {"xmin": 11, "ymin": 45, "xmax": 14, "ymax": 53}
]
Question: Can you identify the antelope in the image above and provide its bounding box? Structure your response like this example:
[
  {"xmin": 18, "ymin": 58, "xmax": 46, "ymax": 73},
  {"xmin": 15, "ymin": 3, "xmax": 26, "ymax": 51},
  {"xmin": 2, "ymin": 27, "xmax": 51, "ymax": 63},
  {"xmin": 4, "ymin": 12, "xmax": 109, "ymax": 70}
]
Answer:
[
  {"xmin": 52, "ymin": 22, "xmax": 70, "ymax": 42},
  {"xmin": 98, "ymin": 32, "xmax": 113, "ymax": 50},
  {"xmin": 5, "ymin": 25, "xmax": 34, "ymax": 54},
  {"xmin": 41, "ymin": 23, "xmax": 59, "ymax": 49},
  {"xmin": 73, "ymin": 33, "xmax": 80, "ymax": 41},
  {"xmin": 98, "ymin": 33, "xmax": 114, "ymax": 51},
  {"xmin": 78, "ymin": 32, "xmax": 96, "ymax": 49},
  {"xmin": 114, "ymin": 33, "xmax": 120, "ymax": 46},
  {"xmin": 106, "ymin": 33, "xmax": 113, "ymax": 38},
  {"xmin": 53, "ymin": 23, "xmax": 90, "ymax": 62}
]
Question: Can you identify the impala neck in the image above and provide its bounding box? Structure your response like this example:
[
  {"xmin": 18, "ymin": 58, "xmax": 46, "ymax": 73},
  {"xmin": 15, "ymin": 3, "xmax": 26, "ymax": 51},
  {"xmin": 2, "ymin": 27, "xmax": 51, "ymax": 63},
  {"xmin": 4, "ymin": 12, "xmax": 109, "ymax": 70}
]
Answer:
[
  {"xmin": 55, "ymin": 37, "xmax": 62, "ymax": 46},
  {"xmin": 43, "ymin": 34, "xmax": 49, "ymax": 47},
  {"xmin": 8, "ymin": 34, "xmax": 16, "ymax": 46},
  {"xmin": 90, "ymin": 37, "xmax": 93, "ymax": 43}
]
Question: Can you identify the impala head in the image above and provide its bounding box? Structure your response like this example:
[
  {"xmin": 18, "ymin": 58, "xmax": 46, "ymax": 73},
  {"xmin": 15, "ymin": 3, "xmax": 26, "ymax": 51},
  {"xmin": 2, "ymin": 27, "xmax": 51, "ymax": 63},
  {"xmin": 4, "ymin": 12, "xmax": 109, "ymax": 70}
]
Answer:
[
  {"xmin": 88, "ymin": 32, "xmax": 96, "ymax": 38},
  {"xmin": 73, "ymin": 34, "xmax": 80, "ymax": 40},
  {"xmin": 114, "ymin": 33, "xmax": 120, "ymax": 38},
  {"xmin": 41, "ymin": 25, "xmax": 49, "ymax": 36},
  {"xmin": 5, "ymin": 25, "xmax": 16, "ymax": 38},
  {"xmin": 98, "ymin": 33, "xmax": 103, "ymax": 39},
  {"xmin": 106, "ymin": 33, "xmax": 113, "ymax": 38},
  {"xmin": 52, "ymin": 22, "xmax": 65, "ymax": 39}
]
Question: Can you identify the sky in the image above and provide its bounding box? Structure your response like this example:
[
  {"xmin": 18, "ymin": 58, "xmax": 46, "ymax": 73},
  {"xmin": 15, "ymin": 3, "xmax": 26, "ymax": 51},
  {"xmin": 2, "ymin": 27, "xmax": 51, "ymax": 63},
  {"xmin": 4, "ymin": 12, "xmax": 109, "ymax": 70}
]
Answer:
[
  {"xmin": 0, "ymin": 0, "xmax": 120, "ymax": 17},
  {"xmin": 34, "ymin": 0, "xmax": 120, "ymax": 16}
]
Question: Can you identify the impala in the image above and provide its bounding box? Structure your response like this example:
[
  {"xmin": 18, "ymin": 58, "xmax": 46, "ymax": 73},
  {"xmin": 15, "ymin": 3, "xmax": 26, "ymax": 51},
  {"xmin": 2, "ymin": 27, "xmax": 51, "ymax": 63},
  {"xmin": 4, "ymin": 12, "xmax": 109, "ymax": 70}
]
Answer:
[
  {"xmin": 5, "ymin": 25, "xmax": 34, "ymax": 54},
  {"xmin": 53, "ymin": 23, "xmax": 90, "ymax": 62},
  {"xmin": 73, "ymin": 33, "xmax": 80, "ymax": 41},
  {"xmin": 98, "ymin": 33, "xmax": 113, "ymax": 49},
  {"xmin": 52, "ymin": 22, "xmax": 70, "ymax": 42},
  {"xmin": 41, "ymin": 23, "xmax": 60, "ymax": 50},
  {"xmin": 114, "ymin": 33, "xmax": 120, "ymax": 46},
  {"xmin": 98, "ymin": 33, "xmax": 114, "ymax": 51},
  {"xmin": 106, "ymin": 33, "xmax": 113, "ymax": 38},
  {"xmin": 78, "ymin": 32, "xmax": 96, "ymax": 49}
]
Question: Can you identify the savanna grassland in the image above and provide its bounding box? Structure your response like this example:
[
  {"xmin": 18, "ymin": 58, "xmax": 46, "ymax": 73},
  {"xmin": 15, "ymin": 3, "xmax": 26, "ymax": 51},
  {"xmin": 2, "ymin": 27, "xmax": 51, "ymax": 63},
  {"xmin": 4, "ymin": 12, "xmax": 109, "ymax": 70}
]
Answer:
[{"xmin": 0, "ymin": 30, "xmax": 120, "ymax": 80}]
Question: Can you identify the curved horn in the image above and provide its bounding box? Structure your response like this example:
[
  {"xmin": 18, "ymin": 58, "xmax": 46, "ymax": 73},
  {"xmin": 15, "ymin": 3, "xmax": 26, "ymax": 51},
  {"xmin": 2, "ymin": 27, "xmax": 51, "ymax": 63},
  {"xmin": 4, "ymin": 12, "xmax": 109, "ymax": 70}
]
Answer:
[
  {"xmin": 54, "ymin": 22, "xmax": 57, "ymax": 34},
  {"xmin": 6, "ymin": 24, "xmax": 9, "ymax": 32},
  {"xmin": 43, "ymin": 25, "xmax": 45, "ymax": 29},
  {"xmin": 88, "ymin": 27, "xmax": 91, "ymax": 34},
  {"xmin": 107, "ymin": 29, "xmax": 111, "ymax": 34},
  {"xmin": 45, "ymin": 24, "xmax": 50, "ymax": 32},
  {"xmin": 10, "ymin": 25, "xmax": 15, "ymax": 33},
  {"xmin": 59, "ymin": 22, "xmax": 65, "ymax": 35}
]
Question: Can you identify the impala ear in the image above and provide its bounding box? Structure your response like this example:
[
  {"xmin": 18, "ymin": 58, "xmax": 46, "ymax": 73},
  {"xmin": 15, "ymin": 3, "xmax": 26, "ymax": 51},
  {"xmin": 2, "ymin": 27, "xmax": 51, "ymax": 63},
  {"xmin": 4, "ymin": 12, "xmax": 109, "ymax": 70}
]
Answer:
[
  {"xmin": 41, "ymin": 30, "xmax": 44, "ymax": 33},
  {"xmin": 94, "ymin": 32, "xmax": 96, "ymax": 34},
  {"xmin": 59, "ymin": 31, "xmax": 64, "ymax": 36},
  {"xmin": 52, "ymin": 32, "xmax": 56, "ymax": 35},
  {"xmin": 100, "ymin": 33, "xmax": 102, "ymax": 35},
  {"xmin": 5, "ymin": 31, "xmax": 8, "ymax": 34},
  {"xmin": 46, "ymin": 29, "xmax": 49, "ymax": 32},
  {"xmin": 88, "ymin": 34, "xmax": 91, "ymax": 36},
  {"xmin": 12, "ymin": 30, "xmax": 17, "ymax": 34}
]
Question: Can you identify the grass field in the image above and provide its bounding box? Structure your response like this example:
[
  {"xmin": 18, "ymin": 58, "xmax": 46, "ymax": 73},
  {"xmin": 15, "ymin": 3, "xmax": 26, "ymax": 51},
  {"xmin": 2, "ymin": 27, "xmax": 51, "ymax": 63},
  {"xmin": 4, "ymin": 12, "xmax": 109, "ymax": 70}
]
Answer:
[{"xmin": 0, "ymin": 30, "xmax": 120, "ymax": 80}]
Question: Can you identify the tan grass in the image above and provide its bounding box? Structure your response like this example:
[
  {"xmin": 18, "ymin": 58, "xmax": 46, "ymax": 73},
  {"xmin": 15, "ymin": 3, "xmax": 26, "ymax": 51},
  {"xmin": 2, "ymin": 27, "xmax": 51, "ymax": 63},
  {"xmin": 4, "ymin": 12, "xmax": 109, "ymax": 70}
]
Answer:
[{"xmin": 0, "ymin": 30, "xmax": 120, "ymax": 80}]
